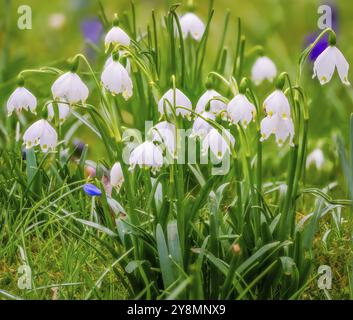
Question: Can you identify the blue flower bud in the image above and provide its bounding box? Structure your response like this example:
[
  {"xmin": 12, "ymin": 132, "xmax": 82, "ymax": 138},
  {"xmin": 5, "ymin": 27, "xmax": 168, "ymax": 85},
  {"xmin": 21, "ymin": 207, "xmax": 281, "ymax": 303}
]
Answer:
[{"xmin": 83, "ymin": 183, "xmax": 102, "ymax": 196}]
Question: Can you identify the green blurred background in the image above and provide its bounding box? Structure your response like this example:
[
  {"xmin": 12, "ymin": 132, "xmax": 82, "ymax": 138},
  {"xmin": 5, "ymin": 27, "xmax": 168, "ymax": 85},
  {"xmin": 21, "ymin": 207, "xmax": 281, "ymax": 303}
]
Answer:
[{"xmin": 1, "ymin": 0, "xmax": 352, "ymax": 73}]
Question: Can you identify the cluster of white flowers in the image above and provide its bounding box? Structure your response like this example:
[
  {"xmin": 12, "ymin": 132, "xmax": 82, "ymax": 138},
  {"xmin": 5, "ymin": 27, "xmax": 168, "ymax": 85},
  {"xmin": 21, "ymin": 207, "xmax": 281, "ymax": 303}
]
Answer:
[
  {"xmin": 102, "ymin": 16, "xmax": 133, "ymax": 99},
  {"xmin": 9, "ymin": 70, "xmax": 90, "ymax": 152},
  {"xmin": 103, "ymin": 19, "xmax": 348, "ymax": 191},
  {"xmin": 6, "ymin": 10, "xmax": 349, "ymax": 176},
  {"xmin": 6, "ymin": 16, "xmax": 134, "ymax": 153},
  {"xmin": 260, "ymin": 89, "xmax": 294, "ymax": 147},
  {"xmin": 130, "ymin": 87, "xmax": 236, "ymax": 171}
]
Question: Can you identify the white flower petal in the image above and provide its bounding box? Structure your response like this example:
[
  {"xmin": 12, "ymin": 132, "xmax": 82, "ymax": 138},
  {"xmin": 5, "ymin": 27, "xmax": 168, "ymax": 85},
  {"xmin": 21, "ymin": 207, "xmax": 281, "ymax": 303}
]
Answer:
[
  {"xmin": 7, "ymin": 87, "xmax": 37, "ymax": 116},
  {"xmin": 105, "ymin": 26, "xmax": 130, "ymax": 47},
  {"xmin": 260, "ymin": 116, "xmax": 275, "ymax": 141},
  {"xmin": 51, "ymin": 72, "xmax": 89, "ymax": 103},
  {"xmin": 179, "ymin": 13, "xmax": 205, "ymax": 41},
  {"xmin": 333, "ymin": 46, "xmax": 350, "ymax": 86},
  {"xmin": 152, "ymin": 121, "xmax": 176, "ymax": 155},
  {"xmin": 101, "ymin": 61, "xmax": 133, "ymax": 99},
  {"xmin": 48, "ymin": 101, "xmax": 70, "ymax": 123},
  {"xmin": 110, "ymin": 162, "xmax": 124, "ymax": 188},
  {"xmin": 227, "ymin": 94, "xmax": 256, "ymax": 127},
  {"xmin": 23, "ymin": 119, "xmax": 57, "ymax": 151},
  {"xmin": 158, "ymin": 88, "xmax": 192, "ymax": 118},
  {"xmin": 104, "ymin": 53, "xmax": 131, "ymax": 75},
  {"xmin": 191, "ymin": 112, "xmax": 215, "ymax": 138},
  {"xmin": 39, "ymin": 122, "xmax": 58, "ymax": 152},
  {"xmin": 275, "ymin": 116, "xmax": 294, "ymax": 146},
  {"xmin": 263, "ymin": 89, "xmax": 291, "ymax": 118},
  {"xmin": 306, "ymin": 149, "xmax": 325, "ymax": 169},
  {"xmin": 202, "ymin": 128, "xmax": 235, "ymax": 159},
  {"xmin": 260, "ymin": 114, "xmax": 294, "ymax": 146},
  {"xmin": 129, "ymin": 141, "xmax": 164, "ymax": 171},
  {"xmin": 195, "ymin": 89, "xmax": 226, "ymax": 116},
  {"xmin": 313, "ymin": 46, "xmax": 336, "ymax": 85},
  {"xmin": 251, "ymin": 56, "xmax": 277, "ymax": 85}
]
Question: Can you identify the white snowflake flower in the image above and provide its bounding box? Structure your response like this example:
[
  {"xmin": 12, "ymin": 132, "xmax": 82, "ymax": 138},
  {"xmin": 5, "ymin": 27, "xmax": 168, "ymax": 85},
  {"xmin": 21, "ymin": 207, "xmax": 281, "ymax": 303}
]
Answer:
[
  {"xmin": 313, "ymin": 46, "xmax": 350, "ymax": 86},
  {"xmin": 23, "ymin": 119, "xmax": 58, "ymax": 152}
]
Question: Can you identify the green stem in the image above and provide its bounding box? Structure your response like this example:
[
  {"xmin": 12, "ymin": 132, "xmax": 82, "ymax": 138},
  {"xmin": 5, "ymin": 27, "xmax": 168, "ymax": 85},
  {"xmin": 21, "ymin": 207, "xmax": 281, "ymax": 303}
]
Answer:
[
  {"xmin": 213, "ymin": 10, "xmax": 230, "ymax": 71},
  {"xmin": 280, "ymin": 144, "xmax": 299, "ymax": 240},
  {"xmin": 256, "ymin": 131, "xmax": 263, "ymax": 206}
]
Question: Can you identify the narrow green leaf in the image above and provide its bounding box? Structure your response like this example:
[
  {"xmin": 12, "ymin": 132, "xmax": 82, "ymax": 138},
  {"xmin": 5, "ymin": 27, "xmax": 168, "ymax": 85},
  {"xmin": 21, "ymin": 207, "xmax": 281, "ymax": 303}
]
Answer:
[{"xmin": 156, "ymin": 224, "xmax": 175, "ymax": 289}]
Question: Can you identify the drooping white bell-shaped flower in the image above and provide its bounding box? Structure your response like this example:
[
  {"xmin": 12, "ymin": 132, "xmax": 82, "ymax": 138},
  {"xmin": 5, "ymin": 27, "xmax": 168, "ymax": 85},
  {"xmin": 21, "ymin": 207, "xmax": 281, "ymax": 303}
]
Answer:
[
  {"xmin": 251, "ymin": 56, "xmax": 277, "ymax": 85},
  {"xmin": 7, "ymin": 87, "xmax": 37, "ymax": 116},
  {"xmin": 263, "ymin": 89, "xmax": 291, "ymax": 118},
  {"xmin": 227, "ymin": 94, "xmax": 256, "ymax": 128},
  {"xmin": 313, "ymin": 46, "xmax": 350, "ymax": 86},
  {"xmin": 260, "ymin": 114, "xmax": 294, "ymax": 147},
  {"xmin": 105, "ymin": 26, "xmax": 130, "ymax": 49},
  {"xmin": 179, "ymin": 13, "xmax": 205, "ymax": 41},
  {"xmin": 202, "ymin": 128, "xmax": 235, "ymax": 159},
  {"xmin": 195, "ymin": 89, "xmax": 227, "ymax": 116},
  {"xmin": 110, "ymin": 162, "xmax": 124, "ymax": 189},
  {"xmin": 101, "ymin": 59, "xmax": 133, "ymax": 100},
  {"xmin": 51, "ymin": 72, "xmax": 89, "ymax": 104},
  {"xmin": 47, "ymin": 101, "xmax": 70, "ymax": 123},
  {"xmin": 191, "ymin": 112, "xmax": 215, "ymax": 138},
  {"xmin": 23, "ymin": 119, "xmax": 58, "ymax": 152},
  {"xmin": 158, "ymin": 88, "xmax": 192, "ymax": 118},
  {"xmin": 306, "ymin": 148, "xmax": 324, "ymax": 170},
  {"xmin": 151, "ymin": 121, "xmax": 176, "ymax": 156},
  {"xmin": 129, "ymin": 141, "xmax": 164, "ymax": 172},
  {"xmin": 104, "ymin": 54, "xmax": 131, "ymax": 75}
]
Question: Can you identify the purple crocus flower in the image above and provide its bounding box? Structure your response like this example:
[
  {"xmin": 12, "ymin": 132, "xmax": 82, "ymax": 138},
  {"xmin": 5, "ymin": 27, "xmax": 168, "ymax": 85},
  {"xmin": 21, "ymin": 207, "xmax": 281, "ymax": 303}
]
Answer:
[
  {"xmin": 304, "ymin": 1, "xmax": 339, "ymax": 62},
  {"xmin": 81, "ymin": 17, "xmax": 103, "ymax": 44},
  {"xmin": 327, "ymin": 0, "xmax": 338, "ymax": 32},
  {"xmin": 304, "ymin": 33, "xmax": 329, "ymax": 62},
  {"xmin": 73, "ymin": 139, "xmax": 86, "ymax": 158},
  {"xmin": 83, "ymin": 183, "xmax": 102, "ymax": 196}
]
